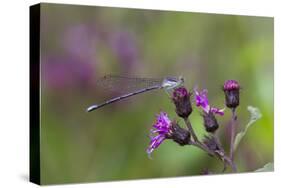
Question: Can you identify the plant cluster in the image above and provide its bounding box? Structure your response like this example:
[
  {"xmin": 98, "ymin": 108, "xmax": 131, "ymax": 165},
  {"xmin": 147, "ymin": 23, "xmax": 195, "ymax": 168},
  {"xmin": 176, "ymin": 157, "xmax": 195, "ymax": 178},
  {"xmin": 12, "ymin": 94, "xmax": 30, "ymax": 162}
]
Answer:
[{"xmin": 146, "ymin": 80, "xmax": 269, "ymax": 173}]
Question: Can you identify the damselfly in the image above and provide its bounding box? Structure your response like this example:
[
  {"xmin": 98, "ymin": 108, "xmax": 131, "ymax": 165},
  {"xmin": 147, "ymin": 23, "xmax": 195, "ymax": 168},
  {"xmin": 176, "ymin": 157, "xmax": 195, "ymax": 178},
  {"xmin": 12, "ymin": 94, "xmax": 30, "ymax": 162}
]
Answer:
[{"xmin": 86, "ymin": 75, "xmax": 184, "ymax": 112}]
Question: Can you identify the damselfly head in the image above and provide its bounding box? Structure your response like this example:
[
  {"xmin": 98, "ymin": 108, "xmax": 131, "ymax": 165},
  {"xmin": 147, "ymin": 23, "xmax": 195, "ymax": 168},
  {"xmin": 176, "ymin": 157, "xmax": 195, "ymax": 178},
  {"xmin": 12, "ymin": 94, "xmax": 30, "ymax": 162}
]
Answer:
[{"xmin": 179, "ymin": 76, "xmax": 185, "ymax": 84}]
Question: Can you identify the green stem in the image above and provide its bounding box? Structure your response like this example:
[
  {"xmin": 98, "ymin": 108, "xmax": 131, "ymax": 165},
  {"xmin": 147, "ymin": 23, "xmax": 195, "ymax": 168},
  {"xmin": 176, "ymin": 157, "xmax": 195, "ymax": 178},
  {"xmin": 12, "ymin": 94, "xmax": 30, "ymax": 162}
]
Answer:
[
  {"xmin": 230, "ymin": 108, "xmax": 237, "ymax": 162},
  {"xmin": 183, "ymin": 117, "xmax": 237, "ymax": 172},
  {"xmin": 184, "ymin": 118, "xmax": 199, "ymax": 143},
  {"xmin": 190, "ymin": 140, "xmax": 237, "ymax": 172}
]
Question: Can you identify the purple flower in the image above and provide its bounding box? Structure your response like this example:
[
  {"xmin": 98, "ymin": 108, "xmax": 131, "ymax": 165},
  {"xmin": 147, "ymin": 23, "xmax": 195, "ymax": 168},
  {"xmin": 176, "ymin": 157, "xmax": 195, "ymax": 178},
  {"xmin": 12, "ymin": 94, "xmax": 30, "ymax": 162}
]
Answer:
[
  {"xmin": 110, "ymin": 31, "xmax": 138, "ymax": 73},
  {"xmin": 147, "ymin": 112, "xmax": 173, "ymax": 157},
  {"xmin": 62, "ymin": 24, "xmax": 97, "ymax": 61},
  {"xmin": 195, "ymin": 89, "xmax": 225, "ymax": 116},
  {"xmin": 42, "ymin": 56, "xmax": 95, "ymax": 90}
]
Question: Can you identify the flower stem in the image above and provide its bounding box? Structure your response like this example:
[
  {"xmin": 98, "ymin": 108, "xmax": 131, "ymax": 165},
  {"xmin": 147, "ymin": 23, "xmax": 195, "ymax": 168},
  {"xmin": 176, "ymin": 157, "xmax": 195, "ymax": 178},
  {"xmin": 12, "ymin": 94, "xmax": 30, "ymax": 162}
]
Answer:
[
  {"xmin": 190, "ymin": 141, "xmax": 214, "ymax": 155},
  {"xmin": 229, "ymin": 108, "xmax": 237, "ymax": 162},
  {"xmin": 184, "ymin": 117, "xmax": 237, "ymax": 172},
  {"xmin": 224, "ymin": 155, "xmax": 237, "ymax": 172},
  {"xmin": 190, "ymin": 140, "xmax": 237, "ymax": 172},
  {"xmin": 184, "ymin": 118, "xmax": 199, "ymax": 143}
]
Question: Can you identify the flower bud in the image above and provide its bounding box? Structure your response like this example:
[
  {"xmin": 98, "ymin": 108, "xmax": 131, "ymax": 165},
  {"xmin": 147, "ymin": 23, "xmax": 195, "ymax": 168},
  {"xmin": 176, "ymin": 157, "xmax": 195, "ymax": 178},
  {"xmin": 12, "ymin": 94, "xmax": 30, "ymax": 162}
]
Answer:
[
  {"xmin": 223, "ymin": 80, "xmax": 240, "ymax": 109},
  {"xmin": 172, "ymin": 87, "xmax": 192, "ymax": 119},
  {"xmin": 203, "ymin": 111, "xmax": 219, "ymax": 132},
  {"xmin": 168, "ymin": 121, "xmax": 191, "ymax": 146},
  {"xmin": 203, "ymin": 135, "xmax": 222, "ymax": 152}
]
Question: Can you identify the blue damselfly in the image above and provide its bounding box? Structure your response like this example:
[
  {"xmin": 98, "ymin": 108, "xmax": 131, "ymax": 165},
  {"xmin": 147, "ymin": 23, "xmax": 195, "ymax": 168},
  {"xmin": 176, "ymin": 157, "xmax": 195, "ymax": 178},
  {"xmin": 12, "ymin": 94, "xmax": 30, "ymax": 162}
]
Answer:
[{"xmin": 86, "ymin": 75, "xmax": 184, "ymax": 112}]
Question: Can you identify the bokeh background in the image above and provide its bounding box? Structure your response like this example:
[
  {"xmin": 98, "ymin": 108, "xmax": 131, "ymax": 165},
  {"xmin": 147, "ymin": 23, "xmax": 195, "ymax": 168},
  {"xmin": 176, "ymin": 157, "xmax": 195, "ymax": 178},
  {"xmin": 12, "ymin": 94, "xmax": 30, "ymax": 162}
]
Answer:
[{"xmin": 39, "ymin": 3, "xmax": 274, "ymax": 185}]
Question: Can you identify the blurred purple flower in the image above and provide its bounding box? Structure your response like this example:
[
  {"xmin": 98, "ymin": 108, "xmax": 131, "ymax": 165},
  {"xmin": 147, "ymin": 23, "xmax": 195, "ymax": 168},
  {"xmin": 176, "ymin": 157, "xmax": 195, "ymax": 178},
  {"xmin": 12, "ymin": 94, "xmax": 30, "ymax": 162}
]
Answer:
[
  {"xmin": 62, "ymin": 24, "xmax": 97, "ymax": 61},
  {"xmin": 195, "ymin": 89, "xmax": 225, "ymax": 116},
  {"xmin": 42, "ymin": 56, "xmax": 94, "ymax": 90},
  {"xmin": 111, "ymin": 31, "xmax": 138, "ymax": 72},
  {"xmin": 147, "ymin": 112, "xmax": 172, "ymax": 157}
]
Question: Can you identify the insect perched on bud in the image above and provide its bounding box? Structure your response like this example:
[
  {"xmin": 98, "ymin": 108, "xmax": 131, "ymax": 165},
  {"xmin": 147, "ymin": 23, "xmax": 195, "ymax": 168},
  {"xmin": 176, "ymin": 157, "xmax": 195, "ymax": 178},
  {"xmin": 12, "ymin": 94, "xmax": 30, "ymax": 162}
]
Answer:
[
  {"xmin": 223, "ymin": 80, "xmax": 240, "ymax": 109},
  {"xmin": 172, "ymin": 87, "xmax": 193, "ymax": 119}
]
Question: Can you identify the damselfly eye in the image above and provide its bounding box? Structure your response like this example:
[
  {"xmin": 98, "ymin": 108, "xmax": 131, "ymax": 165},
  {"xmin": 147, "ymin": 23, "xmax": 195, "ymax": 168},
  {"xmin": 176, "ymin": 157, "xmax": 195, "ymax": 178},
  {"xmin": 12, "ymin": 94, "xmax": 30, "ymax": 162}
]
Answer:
[
  {"xmin": 165, "ymin": 77, "xmax": 179, "ymax": 83},
  {"xmin": 181, "ymin": 77, "xmax": 184, "ymax": 82}
]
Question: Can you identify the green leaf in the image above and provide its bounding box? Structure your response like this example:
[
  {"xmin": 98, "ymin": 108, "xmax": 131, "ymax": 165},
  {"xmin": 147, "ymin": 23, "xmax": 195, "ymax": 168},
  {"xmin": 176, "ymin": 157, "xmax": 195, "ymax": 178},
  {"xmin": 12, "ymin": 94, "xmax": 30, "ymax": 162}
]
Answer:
[
  {"xmin": 234, "ymin": 106, "xmax": 262, "ymax": 151},
  {"xmin": 255, "ymin": 162, "xmax": 274, "ymax": 172}
]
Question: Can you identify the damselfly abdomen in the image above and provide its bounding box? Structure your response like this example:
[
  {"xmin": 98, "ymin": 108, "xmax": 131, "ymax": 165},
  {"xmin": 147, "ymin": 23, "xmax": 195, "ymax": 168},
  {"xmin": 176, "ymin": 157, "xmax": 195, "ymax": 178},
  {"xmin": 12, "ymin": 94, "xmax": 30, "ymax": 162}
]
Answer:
[{"xmin": 86, "ymin": 75, "xmax": 184, "ymax": 112}]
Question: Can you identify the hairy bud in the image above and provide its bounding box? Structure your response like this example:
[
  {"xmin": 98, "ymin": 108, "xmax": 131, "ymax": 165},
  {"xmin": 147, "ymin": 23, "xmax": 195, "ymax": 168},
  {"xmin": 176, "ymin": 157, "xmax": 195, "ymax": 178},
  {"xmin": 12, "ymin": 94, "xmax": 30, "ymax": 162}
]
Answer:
[
  {"xmin": 172, "ymin": 87, "xmax": 193, "ymax": 119},
  {"xmin": 203, "ymin": 136, "xmax": 222, "ymax": 152},
  {"xmin": 203, "ymin": 112, "xmax": 219, "ymax": 132},
  {"xmin": 168, "ymin": 122, "xmax": 191, "ymax": 146},
  {"xmin": 223, "ymin": 80, "xmax": 240, "ymax": 109}
]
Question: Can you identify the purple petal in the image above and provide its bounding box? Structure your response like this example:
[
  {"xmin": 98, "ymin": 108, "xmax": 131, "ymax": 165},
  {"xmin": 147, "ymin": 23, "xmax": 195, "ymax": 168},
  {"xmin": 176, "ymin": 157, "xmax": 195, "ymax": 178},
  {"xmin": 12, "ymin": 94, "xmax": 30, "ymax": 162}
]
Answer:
[
  {"xmin": 195, "ymin": 88, "xmax": 225, "ymax": 116},
  {"xmin": 151, "ymin": 127, "xmax": 168, "ymax": 134},
  {"xmin": 224, "ymin": 80, "xmax": 240, "ymax": 91},
  {"xmin": 210, "ymin": 107, "xmax": 225, "ymax": 116},
  {"xmin": 146, "ymin": 135, "xmax": 166, "ymax": 156},
  {"xmin": 195, "ymin": 89, "xmax": 210, "ymax": 113},
  {"xmin": 147, "ymin": 112, "xmax": 172, "ymax": 157},
  {"xmin": 154, "ymin": 112, "xmax": 171, "ymax": 129}
]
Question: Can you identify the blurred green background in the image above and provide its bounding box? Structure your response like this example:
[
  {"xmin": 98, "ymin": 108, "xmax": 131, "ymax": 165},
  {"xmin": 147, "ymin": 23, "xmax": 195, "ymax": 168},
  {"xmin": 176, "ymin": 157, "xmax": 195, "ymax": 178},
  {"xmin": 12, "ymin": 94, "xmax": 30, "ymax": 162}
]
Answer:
[{"xmin": 39, "ymin": 3, "xmax": 274, "ymax": 185}]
